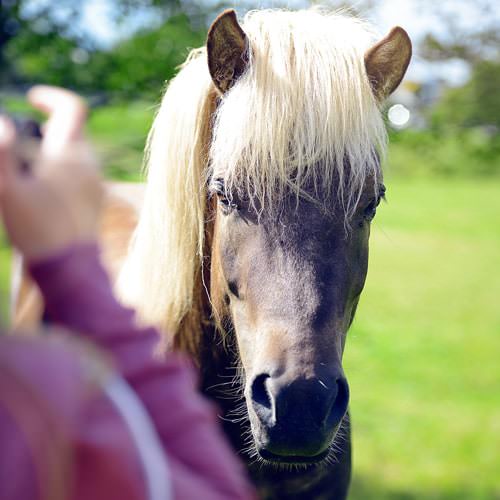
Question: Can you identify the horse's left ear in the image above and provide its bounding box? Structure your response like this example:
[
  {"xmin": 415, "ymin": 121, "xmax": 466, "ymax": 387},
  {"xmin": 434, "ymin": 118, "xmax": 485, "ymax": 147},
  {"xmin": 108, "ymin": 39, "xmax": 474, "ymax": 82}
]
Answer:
[
  {"xmin": 364, "ymin": 27, "xmax": 412, "ymax": 101},
  {"xmin": 207, "ymin": 9, "xmax": 249, "ymax": 93}
]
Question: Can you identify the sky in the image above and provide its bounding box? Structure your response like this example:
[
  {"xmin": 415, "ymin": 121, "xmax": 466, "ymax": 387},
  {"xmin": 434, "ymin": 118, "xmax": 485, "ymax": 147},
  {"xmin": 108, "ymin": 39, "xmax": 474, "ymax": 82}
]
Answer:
[{"xmin": 79, "ymin": 0, "xmax": 496, "ymax": 86}]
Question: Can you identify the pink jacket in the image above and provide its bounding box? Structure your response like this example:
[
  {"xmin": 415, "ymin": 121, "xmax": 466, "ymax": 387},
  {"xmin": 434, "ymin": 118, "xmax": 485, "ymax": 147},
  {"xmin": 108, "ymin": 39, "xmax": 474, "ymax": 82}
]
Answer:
[{"xmin": 0, "ymin": 244, "xmax": 254, "ymax": 500}]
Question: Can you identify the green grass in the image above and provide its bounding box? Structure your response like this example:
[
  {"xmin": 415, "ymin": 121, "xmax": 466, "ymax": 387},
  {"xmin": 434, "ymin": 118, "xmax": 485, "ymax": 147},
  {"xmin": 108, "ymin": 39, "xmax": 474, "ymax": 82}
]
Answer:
[
  {"xmin": 87, "ymin": 100, "xmax": 155, "ymax": 182},
  {"xmin": 346, "ymin": 177, "xmax": 500, "ymax": 499},
  {"xmin": 387, "ymin": 128, "xmax": 500, "ymax": 178}
]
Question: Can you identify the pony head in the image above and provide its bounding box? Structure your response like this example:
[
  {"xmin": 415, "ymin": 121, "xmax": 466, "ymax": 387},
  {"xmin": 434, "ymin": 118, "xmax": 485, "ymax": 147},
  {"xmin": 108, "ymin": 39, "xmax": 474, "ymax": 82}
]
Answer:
[{"xmin": 118, "ymin": 8, "xmax": 411, "ymax": 465}]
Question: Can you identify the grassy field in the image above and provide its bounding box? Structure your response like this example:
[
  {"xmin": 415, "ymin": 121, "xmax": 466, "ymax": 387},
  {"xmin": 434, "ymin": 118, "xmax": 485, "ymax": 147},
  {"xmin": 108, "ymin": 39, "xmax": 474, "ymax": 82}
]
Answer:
[
  {"xmin": 0, "ymin": 97, "xmax": 498, "ymax": 498},
  {"xmin": 347, "ymin": 177, "xmax": 500, "ymax": 500},
  {"xmin": 87, "ymin": 100, "xmax": 154, "ymax": 181}
]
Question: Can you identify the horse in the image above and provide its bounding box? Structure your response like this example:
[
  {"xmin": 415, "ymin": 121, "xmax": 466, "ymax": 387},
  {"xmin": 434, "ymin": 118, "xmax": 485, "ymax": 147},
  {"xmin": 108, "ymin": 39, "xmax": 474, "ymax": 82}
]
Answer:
[{"xmin": 13, "ymin": 8, "xmax": 411, "ymax": 499}]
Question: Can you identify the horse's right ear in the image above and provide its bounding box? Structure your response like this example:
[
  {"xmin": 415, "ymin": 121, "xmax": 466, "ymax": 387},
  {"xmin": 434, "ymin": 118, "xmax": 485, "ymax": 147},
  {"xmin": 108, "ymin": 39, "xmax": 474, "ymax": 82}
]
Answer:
[{"xmin": 207, "ymin": 9, "xmax": 249, "ymax": 94}]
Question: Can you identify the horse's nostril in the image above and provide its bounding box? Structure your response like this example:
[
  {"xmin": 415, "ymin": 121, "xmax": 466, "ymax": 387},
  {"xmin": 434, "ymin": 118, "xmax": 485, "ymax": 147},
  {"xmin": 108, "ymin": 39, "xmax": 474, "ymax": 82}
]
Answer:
[
  {"xmin": 251, "ymin": 373, "xmax": 272, "ymax": 409},
  {"xmin": 328, "ymin": 377, "xmax": 349, "ymax": 427}
]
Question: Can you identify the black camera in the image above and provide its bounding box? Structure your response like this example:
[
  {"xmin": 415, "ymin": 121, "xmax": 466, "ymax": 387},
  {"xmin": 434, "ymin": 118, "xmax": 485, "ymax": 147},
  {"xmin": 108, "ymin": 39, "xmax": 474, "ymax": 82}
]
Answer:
[
  {"xmin": 5, "ymin": 115, "xmax": 42, "ymax": 172},
  {"xmin": 11, "ymin": 116, "xmax": 42, "ymax": 140}
]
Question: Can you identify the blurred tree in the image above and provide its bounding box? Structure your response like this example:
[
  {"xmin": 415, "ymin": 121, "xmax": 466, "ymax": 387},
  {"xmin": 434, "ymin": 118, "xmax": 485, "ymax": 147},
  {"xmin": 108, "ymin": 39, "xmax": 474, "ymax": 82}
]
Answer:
[
  {"xmin": 432, "ymin": 61, "xmax": 500, "ymax": 129},
  {"xmin": 93, "ymin": 13, "xmax": 206, "ymax": 98},
  {"xmin": 420, "ymin": 0, "xmax": 500, "ymax": 65},
  {"xmin": 0, "ymin": 0, "xmax": 211, "ymax": 92},
  {"xmin": 1, "ymin": 0, "xmax": 29, "ymax": 83},
  {"xmin": 1, "ymin": 0, "xmax": 92, "ymax": 85},
  {"xmin": 1, "ymin": 0, "xmax": 380, "ymax": 96},
  {"xmin": 418, "ymin": 0, "xmax": 500, "ymax": 131}
]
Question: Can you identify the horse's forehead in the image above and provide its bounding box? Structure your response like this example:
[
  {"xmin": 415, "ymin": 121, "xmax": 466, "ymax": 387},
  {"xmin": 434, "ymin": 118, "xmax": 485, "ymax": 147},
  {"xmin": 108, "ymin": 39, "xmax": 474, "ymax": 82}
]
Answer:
[
  {"xmin": 261, "ymin": 203, "xmax": 338, "ymax": 236},
  {"xmin": 221, "ymin": 206, "xmax": 344, "ymax": 269},
  {"xmin": 230, "ymin": 181, "xmax": 373, "ymax": 231}
]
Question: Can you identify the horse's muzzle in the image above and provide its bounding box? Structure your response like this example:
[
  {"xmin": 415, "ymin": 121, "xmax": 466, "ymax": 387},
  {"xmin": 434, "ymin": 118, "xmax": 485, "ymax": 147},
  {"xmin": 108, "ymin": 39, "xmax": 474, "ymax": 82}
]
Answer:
[{"xmin": 248, "ymin": 372, "xmax": 349, "ymax": 461}]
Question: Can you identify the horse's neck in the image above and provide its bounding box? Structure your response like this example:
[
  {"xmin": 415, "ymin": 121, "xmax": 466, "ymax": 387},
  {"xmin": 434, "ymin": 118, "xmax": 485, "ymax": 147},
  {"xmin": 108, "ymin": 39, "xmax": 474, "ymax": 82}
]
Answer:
[
  {"xmin": 195, "ymin": 320, "xmax": 249, "ymax": 449},
  {"xmin": 197, "ymin": 321, "xmax": 238, "ymax": 399}
]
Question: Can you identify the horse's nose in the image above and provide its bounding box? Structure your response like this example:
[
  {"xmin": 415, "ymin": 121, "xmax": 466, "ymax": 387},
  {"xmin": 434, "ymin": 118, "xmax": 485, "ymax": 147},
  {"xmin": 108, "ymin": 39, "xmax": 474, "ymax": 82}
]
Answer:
[{"xmin": 250, "ymin": 372, "xmax": 349, "ymax": 458}]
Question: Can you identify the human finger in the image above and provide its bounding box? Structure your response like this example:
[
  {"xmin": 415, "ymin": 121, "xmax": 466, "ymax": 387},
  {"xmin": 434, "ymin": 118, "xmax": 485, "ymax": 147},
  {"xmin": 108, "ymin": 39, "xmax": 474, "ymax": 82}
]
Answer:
[{"xmin": 27, "ymin": 85, "xmax": 87, "ymax": 155}]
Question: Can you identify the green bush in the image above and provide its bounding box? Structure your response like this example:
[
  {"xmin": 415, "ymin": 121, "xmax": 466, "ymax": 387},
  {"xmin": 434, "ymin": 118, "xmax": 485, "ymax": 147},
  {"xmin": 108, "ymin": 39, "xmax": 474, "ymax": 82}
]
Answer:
[
  {"xmin": 430, "ymin": 61, "xmax": 500, "ymax": 130},
  {"xmin": 4, "ymin": 13, "xmax": 206, "ymax": 99},
  {"xmin": 387, "ymin": 128, "xmax": 500, "ymax": 178}
]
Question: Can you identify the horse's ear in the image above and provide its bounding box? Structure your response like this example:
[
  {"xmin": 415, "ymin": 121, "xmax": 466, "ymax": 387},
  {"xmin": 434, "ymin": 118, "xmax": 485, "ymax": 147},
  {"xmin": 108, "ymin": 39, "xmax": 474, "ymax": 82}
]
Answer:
[
  {"xmin": 207, "ymin": 9, "xmax": 249, "ymax": 93},
  {"xmin": 364, "ymin": 27, "xmax": 412, "ymax": 101}
]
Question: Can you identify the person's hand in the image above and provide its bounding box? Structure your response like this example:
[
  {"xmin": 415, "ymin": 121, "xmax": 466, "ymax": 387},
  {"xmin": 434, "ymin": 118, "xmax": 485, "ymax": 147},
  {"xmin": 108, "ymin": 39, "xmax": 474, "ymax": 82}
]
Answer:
[{"xmin": 0, "ymin": 86, "xmax": 103, "ymax": 261}]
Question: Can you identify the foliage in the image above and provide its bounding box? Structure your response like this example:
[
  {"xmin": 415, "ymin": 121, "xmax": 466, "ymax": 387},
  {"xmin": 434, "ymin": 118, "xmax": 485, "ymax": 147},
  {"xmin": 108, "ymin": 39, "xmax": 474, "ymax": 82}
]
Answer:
[
  {"xmin": 95, "ymin": 13, "xmax": 206, "ymax": 98},
  {"xmin": 430, "ymin": 61, "xmax": 500, "ymax": 130},
  {"xmin": 1, "ymin": 0, "xmax": 96, "ymax": 85},
  {"xmin": 6, "ymin": 13, "xmax": 206, "ymax": 98},
  {"xmin": 388, "ymin": 127, "xmax": 500, "ymax": 178},
  {"xmin": 1, "ymin": 0, "xmax": 209, "ymax": 96},
  {"xmin": 409, "ymin": 59, "xmax": 500, "ymax": 178},
  {"xmin": 6, "ymin": 32, "xmax": 87, "ymax": 89},
  {"xmin": 1, "ymin": 0, "xmax": 369, "ymax": 96},
  {"xmin": 419, "ymin": 0, "xmax": 500, "ymax": 65},
  {"xmin": 416, "ymin": 0, "xmax": 500, "ymax": 137}
]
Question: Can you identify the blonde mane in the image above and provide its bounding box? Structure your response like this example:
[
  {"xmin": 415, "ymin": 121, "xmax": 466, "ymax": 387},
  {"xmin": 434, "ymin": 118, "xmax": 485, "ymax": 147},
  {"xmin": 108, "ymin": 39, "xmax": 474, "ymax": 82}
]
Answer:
[{"xmin": 117, "ymin": 9, "xmax": 387, "ymax": 350}]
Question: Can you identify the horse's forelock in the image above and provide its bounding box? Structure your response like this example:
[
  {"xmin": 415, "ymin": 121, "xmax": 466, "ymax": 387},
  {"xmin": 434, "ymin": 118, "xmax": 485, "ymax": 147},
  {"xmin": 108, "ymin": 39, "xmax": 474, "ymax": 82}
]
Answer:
[{"xmin": 209, "ymin": 8, "xmax": 386, "ymax": 219}]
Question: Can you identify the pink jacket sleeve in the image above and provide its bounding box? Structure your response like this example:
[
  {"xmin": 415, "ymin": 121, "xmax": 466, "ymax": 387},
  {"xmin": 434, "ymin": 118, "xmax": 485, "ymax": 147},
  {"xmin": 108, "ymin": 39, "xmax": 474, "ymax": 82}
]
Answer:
[{"xmin": 29, "ymin": 243, "xmax": 254, "ymax": 500}]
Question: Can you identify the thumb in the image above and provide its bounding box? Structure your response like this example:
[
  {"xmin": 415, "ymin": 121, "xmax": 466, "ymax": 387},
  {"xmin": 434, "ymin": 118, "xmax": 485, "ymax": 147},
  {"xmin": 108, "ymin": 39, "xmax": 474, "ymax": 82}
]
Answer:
[{"xmin": 27, "ymin": 86, "xmax": 87, "ymax": 156}]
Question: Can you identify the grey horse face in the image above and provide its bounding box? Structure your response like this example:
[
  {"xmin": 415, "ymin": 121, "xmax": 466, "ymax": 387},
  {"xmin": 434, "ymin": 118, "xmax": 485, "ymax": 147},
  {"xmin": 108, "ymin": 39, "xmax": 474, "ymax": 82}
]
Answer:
[{"xmin": 210, "ymin": 176, "xmax": 384, "ymax": 463}]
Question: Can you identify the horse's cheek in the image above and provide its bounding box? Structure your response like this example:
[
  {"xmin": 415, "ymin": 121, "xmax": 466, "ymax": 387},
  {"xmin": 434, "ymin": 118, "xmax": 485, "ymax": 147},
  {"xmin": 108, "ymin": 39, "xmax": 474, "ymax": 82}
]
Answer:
[{"xmin": 229, "ymin": 300, "xmax": 256, "ymax": 373}]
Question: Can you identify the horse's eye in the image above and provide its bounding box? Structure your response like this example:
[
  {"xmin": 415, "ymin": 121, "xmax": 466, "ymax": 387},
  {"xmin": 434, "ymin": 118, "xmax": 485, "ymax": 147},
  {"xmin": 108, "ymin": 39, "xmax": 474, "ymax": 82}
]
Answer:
[
  {"xmin": 363, "ymin": 197, "xmax": 379, "ymax": 221},
  {"xmin": 211, "ymin": 178, "xmax": 238, "ymax": 214},
  {"xmin": 363, "ymin": 184, "xmax": 386, "ymax": 222},
  {"xmin": 218, "ymin": 194, "xmax": 237, "ymax": 213}
]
